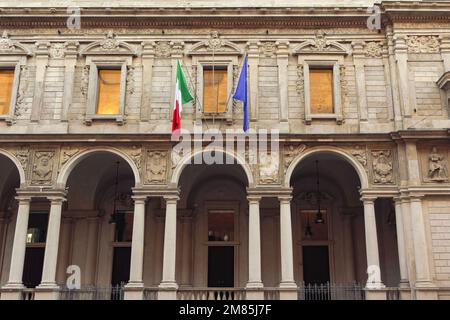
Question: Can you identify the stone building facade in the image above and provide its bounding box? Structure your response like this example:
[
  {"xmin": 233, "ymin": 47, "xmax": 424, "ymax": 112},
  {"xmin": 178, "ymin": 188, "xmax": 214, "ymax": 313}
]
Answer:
[{"xmin": 0, "ymin": 0, "xmax": 450, "ymax": 300}]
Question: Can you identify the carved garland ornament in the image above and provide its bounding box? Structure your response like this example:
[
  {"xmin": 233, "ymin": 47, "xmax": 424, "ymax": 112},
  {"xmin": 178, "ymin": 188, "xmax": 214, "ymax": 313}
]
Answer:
[
  {"xmin": 364, "ymin": 42, "xmax": 383, "ymax": 58},
  {"xmin": 407, "ymin": 36, "xmax": 440, "ymax": 53}
]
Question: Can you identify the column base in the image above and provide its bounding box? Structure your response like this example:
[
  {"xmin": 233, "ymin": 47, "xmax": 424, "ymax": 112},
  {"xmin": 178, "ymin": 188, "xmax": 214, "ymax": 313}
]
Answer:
[
  {"xmin": 399, "ymin": 288, "xmax": 412, "ymax": 300},
  {"xmin": 158, "ymin": 282, "xmax": 178, "ymax": 300},
  {"xmin": 364, "ymin": 288, "xmax": 387, "ymax": 300},
  {"xmin": 1, "ymin": 283, "xmax": 25, "ymax": 300},
  {"xmin": 279, "ymin": 282, "xmax": 298, "ymax": 300},
  {"xmin": 245, "ymin": 282, "xmax": 264, "ymax": 300},
  {"xmin": 34, "ymin": 283, "xmax": 60, "ymax": 300},
  {"xmin": 414, "ymin": 285, "xmax": 438, "ymax": 300},
  {"xmin": 124, "ymin": 282, "xmax": 144, "ymax": 300}
]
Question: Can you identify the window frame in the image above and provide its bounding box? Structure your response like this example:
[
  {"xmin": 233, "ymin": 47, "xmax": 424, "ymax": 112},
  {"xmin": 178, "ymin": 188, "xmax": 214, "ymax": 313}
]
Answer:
[
  {"xmin": 84, "ymin": 56, "xmax": 131, "ymax": 125},
  {"xmin": 302, "ymin": 59, "xmax": 343, "ymax": 125},
  {"xmin": 193, "ymin": 57, "xmax": 238, "ymax": 122},
  {"xmin": 0, "ymin": 60, "xmax": 23, "ymax": 125}
]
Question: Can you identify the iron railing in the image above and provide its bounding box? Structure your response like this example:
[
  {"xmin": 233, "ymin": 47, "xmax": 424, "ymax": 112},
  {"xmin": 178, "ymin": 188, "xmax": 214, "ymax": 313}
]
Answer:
[
  {"xmin": 298, "ymin": 283, "xmax": 365, "ymax": 300},
  {"xmin": 386, "ymin": 287, "xmax": 400, "ymax": 300},
  {"xmin": 59, "ymin": 284, "xmax": 124, "ymax": 300},
  {"xmin": 21, "ymin": 288, "xmax": 36, "ymax": 300},
  {"xmin": 177, "ymin": 287, "xmax": 246, "ymax": 300}
]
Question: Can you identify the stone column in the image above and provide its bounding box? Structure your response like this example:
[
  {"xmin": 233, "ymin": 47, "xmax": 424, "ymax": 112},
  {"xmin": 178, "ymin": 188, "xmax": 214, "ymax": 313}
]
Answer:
[
  {"xmin": 30, "ymin": 42, "xmax": 50, "ymax": 122},
  {"xmin": 247, "ymin": 41, "xmax": 259, "ymax": 122},
  {"xmin": 35, "ymin": 196, "xmax": 66, "ymax": 300},
  {"xmin": 386, "ymin": 26, "xmax": 404, "ymax": 130},
  {"xmin": 410, "ymin": 197, "xmax": 434, "ymax": 292},
  {"xmin": 141, "ymin": 41, "xmax": 155, "ymax": 121},
  {"xmin": 246, "ymin": 195, "xmax": 263, "ymax": 299},
  {"xmin": 393, "ymin": 35, "xmax": 412, "ymax": 118},
  {"xmin": 276, "ymin": 41, "xmax": 289, "ymax": 128},
  {"xmin": 158, "ymin": 195, "xmax": 179, "ymax": 300},
  {"xmin": 394, "ymin": 198, "xmax": 409, "ymax": 289},
  {"xmin": 362, "ymin": 197, "xmax": 385, "ymax": 291},
  {"xmin": 84, "ymin": 217, "xmax": 99, "ymax": 286},
  {"xmin": 1, "ymin": 196, "xmax": 31, "ymax": 300},
  {"xmin": 441, "ymin": 35, "xmax": 450, "ymax": 71},
  {"xmin": 60, "ymin": 41, "xmax": 79, "ymax": 122},
  {"xmin": 124, "ymin": 197, "xmax": 147, "ymax": 300},
  {"xmin": 180, "ymin": 213, "xmax": 193, "ymax": 286},
  {"xmin": 56, "ymin": 217, "xmax": 73, "ymax": 284},
  {"xmin": 278, "ymin": 196, "xmax": 297, "ymax": 300},
  {"xmin": 352, "ymin": 41, "xmax": 369, "ymax": 124}
]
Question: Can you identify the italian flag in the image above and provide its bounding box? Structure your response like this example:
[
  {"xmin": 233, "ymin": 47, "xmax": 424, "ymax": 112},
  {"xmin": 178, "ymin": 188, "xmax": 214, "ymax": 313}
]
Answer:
[{"xmin": 172, "ymin": 60, "xmax": 193, "ymax": 134}]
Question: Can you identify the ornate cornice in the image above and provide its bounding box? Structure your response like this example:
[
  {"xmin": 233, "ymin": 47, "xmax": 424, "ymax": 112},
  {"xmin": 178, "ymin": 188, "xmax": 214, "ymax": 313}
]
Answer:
[
  {"xmin": 0, "ymin": 15, "xmax": 372, "ymax": 29},
  {"xmin": 0, "ymin": 3, "xmax": 448, "ymax": 30}
]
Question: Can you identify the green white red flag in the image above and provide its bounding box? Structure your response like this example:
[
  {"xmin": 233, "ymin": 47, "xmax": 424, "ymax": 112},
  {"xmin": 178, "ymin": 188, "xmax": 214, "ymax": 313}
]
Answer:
[{"xmin": 172, "ymin": 60, "xmax": 193, "ymax": 133}]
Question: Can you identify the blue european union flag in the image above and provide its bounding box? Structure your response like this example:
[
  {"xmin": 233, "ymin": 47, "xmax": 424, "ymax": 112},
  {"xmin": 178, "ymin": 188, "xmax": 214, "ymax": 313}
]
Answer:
[{"xmin": 233, "ymin": 55, "xmax": 249, "ymax": 132}]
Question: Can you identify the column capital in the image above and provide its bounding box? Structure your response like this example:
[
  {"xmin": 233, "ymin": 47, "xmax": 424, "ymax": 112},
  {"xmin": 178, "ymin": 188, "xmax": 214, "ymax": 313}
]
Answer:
[
  {"xmin": 247, "ymin": 195, "xmax": 262, "ymax": 203},
  {"xmin": 163, "ymin": 194, "xmax": 180, "ymax": 203},
  {"xmin": 131, "ymin": 195, "xmax": 148, "ymax": 204},
  {"xmin": 278, "ymin": 195, "xmax": 293, "ymax": 203},
  {"xmin": 360, "ymin": 196, "xmax": 377, "ymax": 204},
  {"xmin": 47, "ymin": 196, "xmax": 67, "ymax": 204},
  {"xmin": 409, "ymin": 195, "xmax": 425, "ymax": 202},
  {"xmin": 14, "ymin": 196, "xmax": 32, "ymax": 203}
]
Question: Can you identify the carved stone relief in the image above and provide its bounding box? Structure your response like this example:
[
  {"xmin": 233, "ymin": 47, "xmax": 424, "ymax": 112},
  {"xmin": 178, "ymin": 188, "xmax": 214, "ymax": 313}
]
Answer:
[
  {"xmin": 49, "ymin": 43, "xmax": 66, "ymax": 59},
  {"xmin": 259, "ymin": 152, "xmax": 279, "ymax": 184},
  {"xmin": 284, "ymin": 144, "xmax": 307, "ymax": 172},
  {"xmin": 296, "ymin": 64, "xmax": 305, "ymax": 103},
  {"xmin": 15, "ymin": 66, "xmax": 29, "ymax": 117},
  {"xmin": 364, "ymin": 41, "xmax": 383, "ymax": 58},
  {"xmin": 80, "ymin": 65, "xmax": 90, "ymax": 97},
  {"xmin": 427, "ymin": 146, "xmax": 448, "ymax": 182},
  {"xmin": 145, "ymin": 151, "xmax": 167, "ymax": 184},
  {"xmin": 350, "ymin": 146, "xmax": 368, "ymax": 168},
  {"xmin": 407, "ymin": 35, "xmax": 440, "ymax": 53},
  {"xmin": 31, "ymin": 151, "xmax": 55, "ymax": 185},
  {"xmin": 260, "ymin": 42, "xmax": 277, "ymax": 58},
  {"xmin": 371, "ymin": 150, "xmax": 394, "ymax": 184},
  {"xmin": 154, "ymin": 41, "xmax": 172, "ymax": 58},
  {"xmin": 124, "ymin": 145, "xmax": 142, "ymax": 171},
  {"xmin": 126, "ymin": 66, "xmax": 135, "ymax": 95},
  {"xmin": 13, "ymin": 147, "xmax": 30, "ymax": 172},
  {"xmin": 60, "ymin": 148, "xmax": 80, "ymax": 167}
]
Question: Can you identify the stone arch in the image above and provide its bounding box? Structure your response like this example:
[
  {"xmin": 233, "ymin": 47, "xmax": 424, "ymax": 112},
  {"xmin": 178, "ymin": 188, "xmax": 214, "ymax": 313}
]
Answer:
[
  {"xmin": 171, "ymin": 148, "xmax": 254, "ymax": 186},
  {"xmin": 284, "ymin": 146, "xmax": 369, "ymax": 189},
  {"xmin": 57, "ymin": 148, "xmax": 141, "ymax": 186},
  {"xmin": 0, "ymin": 148, "xmax": 26, "ymax": 185}
]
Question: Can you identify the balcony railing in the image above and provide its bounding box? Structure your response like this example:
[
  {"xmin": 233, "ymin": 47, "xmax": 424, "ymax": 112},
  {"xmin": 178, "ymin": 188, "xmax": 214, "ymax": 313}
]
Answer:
[
  {"xmin": 298, "ymin": 283, "xmax": 365, "ymax": 301},
  {"xmin": 177, "ymin": 288, "xmax": 246, "ymax": 300},
  {"xmin": 59, "ymin": 284, "xmax": 124, "ymax": 300}
]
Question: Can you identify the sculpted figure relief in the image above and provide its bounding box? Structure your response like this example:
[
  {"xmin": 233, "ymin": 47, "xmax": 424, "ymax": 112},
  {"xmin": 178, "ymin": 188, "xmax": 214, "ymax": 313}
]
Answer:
[{"xmin": 428, "ymin": 147, "xmax": 448, "ymax": 182}]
